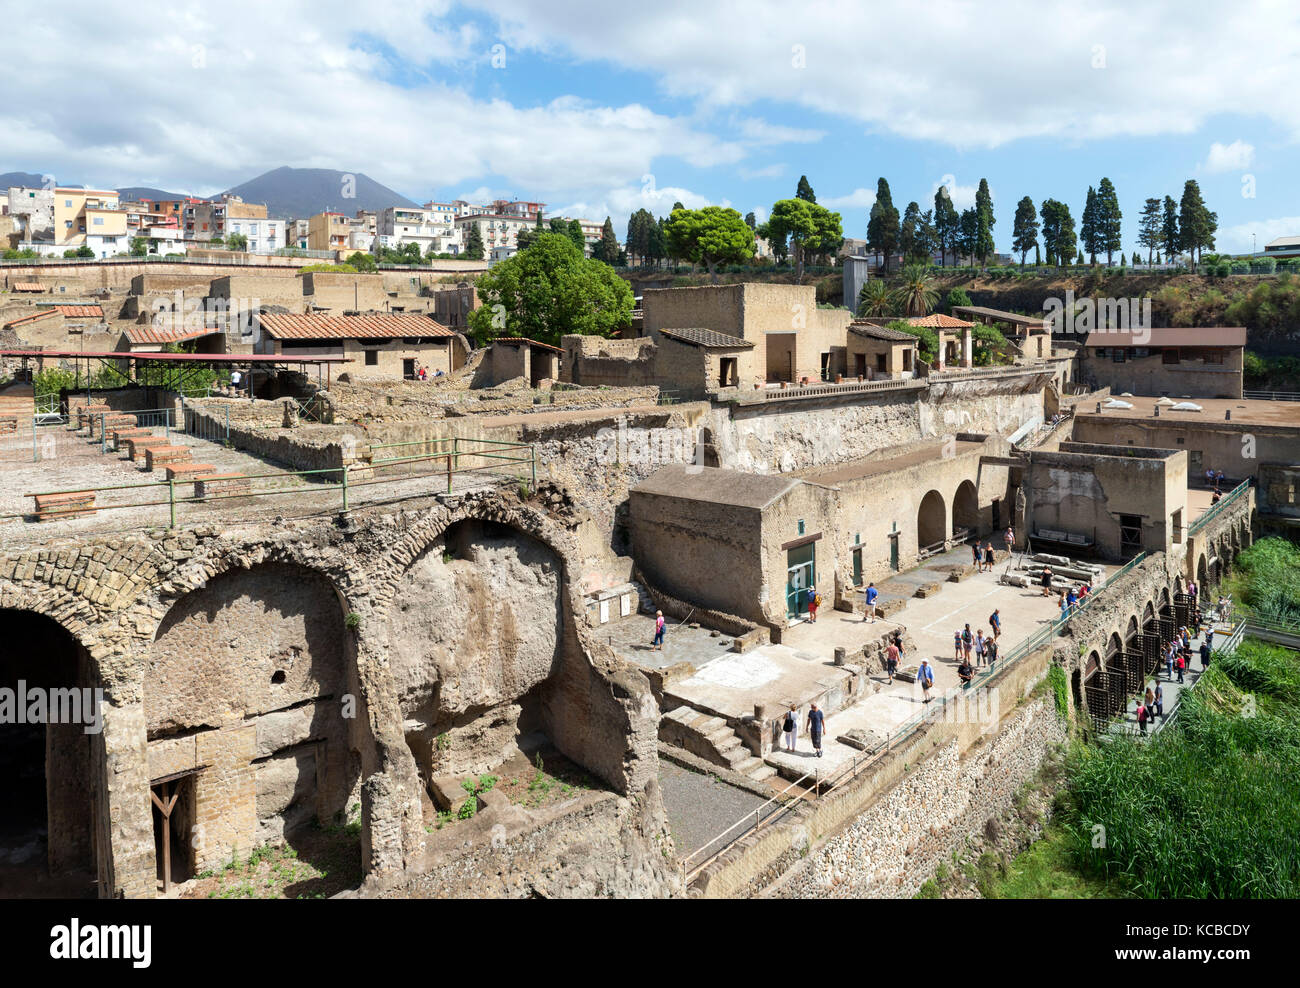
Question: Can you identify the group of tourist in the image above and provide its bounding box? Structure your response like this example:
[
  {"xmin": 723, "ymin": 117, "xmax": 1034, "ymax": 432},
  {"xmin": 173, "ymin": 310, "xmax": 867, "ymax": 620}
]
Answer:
[
  {"xmin": 971, "ymin": 540, "xmax": 998, "ymax": 573},
  {"xmin": 413, "ymin": 364, "xmax": 444, "ymax": 381},
  {"xmin": 1134, "ymin": 595, "xmax": 1219, "ymax": 732},
  {"xmin": 953, "ymin": 610, "xmax": 1002, "ymax": 691},
  {"xmin": 1055, "ymin": 581, "xmax": 1092, "ymax": 620}
]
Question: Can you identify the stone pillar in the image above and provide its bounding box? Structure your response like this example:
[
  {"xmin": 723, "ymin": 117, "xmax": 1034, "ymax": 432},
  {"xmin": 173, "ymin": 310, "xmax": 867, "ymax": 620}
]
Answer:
[
  {"xmin": 961, "ymin": 327, "xmax": 973, "ymax": 369},
  {"xmin": 98, "ymin": 699, "xmax": 157, "ymax": 899},
  {"xmin": 753, "ymin": 703, "xmax": 777, "ymax": 757}
]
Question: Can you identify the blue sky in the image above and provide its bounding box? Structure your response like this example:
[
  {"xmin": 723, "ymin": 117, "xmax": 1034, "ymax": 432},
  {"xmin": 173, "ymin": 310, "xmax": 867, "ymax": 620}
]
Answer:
[{"xmin": 4, "ymin": 0, "xmax": 1299, "ymax": 252}]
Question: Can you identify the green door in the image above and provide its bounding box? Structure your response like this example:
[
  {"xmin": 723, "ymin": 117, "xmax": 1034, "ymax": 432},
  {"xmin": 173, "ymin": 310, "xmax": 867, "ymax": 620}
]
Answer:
[{"xmin": 786, "ymin": 543, "xmax": 816, "ymax": 618}]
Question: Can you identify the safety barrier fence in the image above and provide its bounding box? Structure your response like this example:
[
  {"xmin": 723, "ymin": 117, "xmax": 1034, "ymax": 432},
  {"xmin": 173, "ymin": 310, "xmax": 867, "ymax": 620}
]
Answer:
[
  {"xmin": 1186, "ymin": 479, "xmax": 1250, "ymax": 536},
  {"xmin": 10, "ymin": 434, "xmax": 536, "ymax": 527}
]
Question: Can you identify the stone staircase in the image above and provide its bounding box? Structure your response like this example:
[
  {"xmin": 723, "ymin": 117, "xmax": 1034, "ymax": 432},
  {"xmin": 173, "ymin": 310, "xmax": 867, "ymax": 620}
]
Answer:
[{"xmin": 660, "ymin": 706, "xmax": 776, "ymax": 782}]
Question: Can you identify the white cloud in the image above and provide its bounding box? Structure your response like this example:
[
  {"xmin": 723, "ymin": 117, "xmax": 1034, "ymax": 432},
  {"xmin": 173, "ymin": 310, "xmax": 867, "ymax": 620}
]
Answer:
[
  {"xmin": 556, "ymin": 183, "xmax": 726, "ymax": 230},
  {"xmin": 931, "ymin": 175, "xmax": 983, "ymax": 212},
  {"xmin": 820, "ymin": 188, "xmax": 876, "ymax": 210},
  {"xmin": 0, "ymin": 1, "xmax": 777, "ymax": 208},
  {"xmin": 1202, "ymin": 140, "xmax": 1256, "ymax": 174},
  {"xmin": 481, "ymin": 0, "xmax": 1300, "ymax": 147},
  {"xmin": 739, "ymin": 164, "xmax": 785, "ymax": 180},
  {"xmin": 1219, "ymin": 215, "xmax": 1300, "ymax": 253}
]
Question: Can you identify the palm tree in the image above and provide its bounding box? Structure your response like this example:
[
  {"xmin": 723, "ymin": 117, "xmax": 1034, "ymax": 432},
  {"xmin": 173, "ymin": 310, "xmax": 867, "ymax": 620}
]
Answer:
[
  {"xmin": 857, "ymin": 279, "xmax": 893, "ymax": 317},
  {"xmin": 890, "ymin": 263, "xmax": 939, "ymax": 316}
]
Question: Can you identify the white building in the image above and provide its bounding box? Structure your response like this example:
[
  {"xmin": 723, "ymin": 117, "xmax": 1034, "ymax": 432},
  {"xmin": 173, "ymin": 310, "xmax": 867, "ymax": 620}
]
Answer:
[{"xmin": 377, "ymin": 205, "xmax": 462, "ymax": 255}]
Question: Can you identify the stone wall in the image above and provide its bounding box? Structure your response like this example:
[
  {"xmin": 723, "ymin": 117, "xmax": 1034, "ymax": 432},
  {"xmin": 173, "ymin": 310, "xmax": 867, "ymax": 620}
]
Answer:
[{"xmin": 767, "ymin": 698, "xmax": 1066, "ymax": 897}]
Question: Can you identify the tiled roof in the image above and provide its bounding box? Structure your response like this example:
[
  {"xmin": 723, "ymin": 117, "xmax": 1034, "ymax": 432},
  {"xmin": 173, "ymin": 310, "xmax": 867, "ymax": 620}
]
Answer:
[
  {"xmin": 259, "ymin": 312, "xmax": 455, "ymax": 340},
  {"xmin": 13, "ymin": 282, "xmax": 44, "ymax": 292},
  {"xmin": 1083, "ymin": 327, "xmax": 1247, "ymax": 348},
  {"xmin": 658, "ymin": 327, "xmax": 755, "ymax": 349},
  {"xmin": 50, "ymin": 305, "xmax": 104, "ymax": 318},
  {"xmin": 3, "ymin": 309, "xmax": 59, "ymax": 329},
  {"xmin": 493, "ymin": 337, "xmax": 562, "ymax": 353},
  {"xmin": 849, "ymin": 322, "xmax": 918, "ymax": 342},
  {"xmin": 906, "ymin": 313, "xmax": 975, "ymax": 329},
  {"xmin": 122, "ymin": 326, "xmax": 217, "ymax": 346}
]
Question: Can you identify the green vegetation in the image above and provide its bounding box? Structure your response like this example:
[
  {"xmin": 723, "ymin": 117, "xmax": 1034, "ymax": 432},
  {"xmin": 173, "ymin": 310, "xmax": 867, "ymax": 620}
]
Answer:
[
  {"xmin": 664, "ymin": 205, "xmax": 755, "ymax": 282},
  {"xmin": 1045, "ymin": 638, "xmax": 1300, "ymax": 898},
  {"xmin": 890, "ymin": 263, "xmax": 937, "ymax": 316},
  {"xmin": 225, "ymin": 233, "xmax": 248, "ymax": 252},
  {"xmin": 299, "ymin": 262, "xmax": 358, "ymax": 274},
  {"xmin": 1223, "ymin": 536, "xmax": 1300, "ymax": 624},
  {"xmin": 468, "ymin": 232, "xmax": 633, "ymax": 347},
  {"xmin": 758, "ymin": 197, "xmax": 842, "ymax": 283},
  {"xmin": 1046, "ymin": 664, "xmax": 1069, "ymax": 719}
]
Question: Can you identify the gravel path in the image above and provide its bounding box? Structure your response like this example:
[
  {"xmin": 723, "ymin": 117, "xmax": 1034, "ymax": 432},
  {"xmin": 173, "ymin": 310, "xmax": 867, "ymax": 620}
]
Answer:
[{"xmin": 658, "ymin": 759, "xmax": 767, "ymax": 858}]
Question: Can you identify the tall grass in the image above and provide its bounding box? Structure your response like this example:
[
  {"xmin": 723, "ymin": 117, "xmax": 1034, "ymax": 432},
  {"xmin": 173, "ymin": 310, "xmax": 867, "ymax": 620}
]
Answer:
[
  {"xmin": 1060, "ymin": 638, "xmax": 1300, "ymax": 898},
  {"xmin": 1226, "ymin": 537, "xmax": 1300, "ymax": 625}
]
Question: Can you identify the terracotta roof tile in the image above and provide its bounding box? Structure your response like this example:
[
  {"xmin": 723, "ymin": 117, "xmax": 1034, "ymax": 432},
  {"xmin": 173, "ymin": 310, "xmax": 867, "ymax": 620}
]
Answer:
[
  {"xmin": 3, "ymin": 309, "xmax": 60, "ymax": 329},
  {"xmin": 50, "ymin": 305, "xmax": 104, "ymax": 318},
  {"xmin": 906, "ymin": 313, "xmax": 974, "ymax": 329},
  {"xmin": 658, "ymin": 327, "xmax": 755, "ymax": 349},
  {"xmin": 258, "ymin": 312, "xmax": 455, "ymax": 340},
  {"xmin": 122, "ymin": 326, "xmax": 217, "ymax": 346}
]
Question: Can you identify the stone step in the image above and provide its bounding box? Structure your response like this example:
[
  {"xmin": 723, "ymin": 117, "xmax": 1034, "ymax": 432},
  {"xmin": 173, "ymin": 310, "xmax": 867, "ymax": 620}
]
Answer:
[
  {"xmin": 693, "ymin": 715, "xmax": 727, "ymax": 735},
  {"xmin": 663, "ymin": 706, "xmax": 698, "ymax": 726},
  {"xmin": 712, "ymin": 733, "xmax": 743, "ymax": 756},
  {"xmin": 732, "ymin": 756, "xmax": 773, "ymax": 779}
]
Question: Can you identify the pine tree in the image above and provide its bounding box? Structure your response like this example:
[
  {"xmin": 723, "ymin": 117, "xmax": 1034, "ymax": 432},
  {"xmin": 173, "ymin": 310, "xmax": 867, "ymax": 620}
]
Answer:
[
  {"xmin": 974, "ymin": 178, "xmax": 996, "ymax": 268},
  {"xmin": 1097, "ymin": 177, "xmax": 1122, "ymax": 266},
  {"xmin": 866, "ymin": 177, "xmax": 901, "ymax": 273},
  {"xmin": 933, "ymin": 186, "xmax": 959, "ymax": 268},
  {"xmin": 744, "ymin": 211, "xmax": 756, "ymax": 229},
  {"xmin": 1040, "ymin": 199, "xmax": 1076, "ymax": 272},
  {"xmin": 1081, "ymin": 185, "xmax": 1100, "ymax": 265},
  {"xmin": 1012, "ymin": 196, "xmax": 1038, "ymax": 267},
  {"xmin": 796, "ymin": 176, "xmax": 816, "ymax": 203},
  {"xmin": 594, "ymin": 217, "xmax": 620, "ymax": 264},
  {"xmin": 1138, "ymin": 197, "xmax": 1162, "ymax": 266},
  {"xmin": 567, "ymin": 219, "xmax": 586, "ymax": 254},
  {"xmin": 464, "ymin": 224, "xmax": 484, "ymax": 260},
  {"xmin": 899, "ymin": 201, "xmax": 921, "ymax": 261},
  {"xmin": 1162, "ymin": 196, "xmax": 1180, "ymax": 265},
  {"xmin": 1178, "ymin": 179, "xmax": 1217, "ymax": 266}
]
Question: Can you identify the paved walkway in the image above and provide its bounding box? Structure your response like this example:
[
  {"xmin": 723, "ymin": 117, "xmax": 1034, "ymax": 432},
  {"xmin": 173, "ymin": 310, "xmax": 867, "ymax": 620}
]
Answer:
[{"xmin": 1111, "ymin": 618, "xmax": 1239, "ymax": 736}]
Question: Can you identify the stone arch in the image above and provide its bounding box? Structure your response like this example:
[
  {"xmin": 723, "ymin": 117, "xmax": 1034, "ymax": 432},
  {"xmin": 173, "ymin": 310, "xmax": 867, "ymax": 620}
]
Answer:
[
  {"xmin": 1197, "ymin": 553, "xmax": 1209, "ymax": 593},
  {"xmin": 385, "ymin": 517, "xmax": 565, "ymax": 787},
  {"xmin": 0, "ymin": 608, "xmax": 100, "ymax": 897},
  {"xmin": 1105, "ymin": 631, "xmax": 1124, "ymax": 664},
  {"xmin": 145, "ymin": 561, "xmax": 366, "ymax": 881},
  {"xmin": 918, "ymin": 489, "xmax": 947, "ymax": 549},
  {"xmin": 953, "ymin": 479, "xmax": 979, "ymax": 535},
  {"xmin": 1160, "ymin": 586, "xmax": 1172, "ymax": 612},
  {"xmin": 1142, "ymin": 600, "xmax": 1156, "ymax": 632},
  {"xmin": 1125, "ymin": 614, "xmax": 1139, "ymax": 645}
]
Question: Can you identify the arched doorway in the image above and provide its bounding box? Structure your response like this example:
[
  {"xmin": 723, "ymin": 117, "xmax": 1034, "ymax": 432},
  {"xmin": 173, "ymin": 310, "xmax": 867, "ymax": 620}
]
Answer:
[
  {"xmin": 146, "ymin": 562, "xmax": 363, "ymax": 890},
  {"xmin": 1197, "ymin": 554, "xmax": 1209, "ymax": 597},
  {"xmin": 917, "ymin": 490, "xmax": 947, "ymax": 551},
  {"xmin": 0, "ymin": 609, "xmax": 99, "ymax": 897},
  {"xmin": 953, "ymin": 480, "xmax": 979, "ymax": 537}
]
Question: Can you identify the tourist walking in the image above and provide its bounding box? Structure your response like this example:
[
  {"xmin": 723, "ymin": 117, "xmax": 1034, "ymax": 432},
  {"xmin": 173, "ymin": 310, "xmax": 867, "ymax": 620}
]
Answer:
[
  {"xmin": 1137, "ymin": 700, "xmax": 1149, "ymax": 733},
  {"xmin": 782, "ymin": 705, "xmax": 798, "ymax": 753},
  {"xmin": 806, "ymin": 703, "xmax": 825, "ymax": 758},
  {"xmin": 885, "ymin": 637, "xmax": 900, "ymax": 683},
  {"xmin": 652, "ymin": 610, "xmax": 665, "ymax": 651},
  {"xmin": 863, "ymin": 582, "xmax": 878, "ymax": 623},
  {"xmin": 1176, "ymin": 651, "xmax": 1186, "ymax": 684},
  {"xmin": 972, "ymin": 541, "xmax": 983, "ymax": 572},
  {"xmin": 1165, "ymin": 642, "xmax": 1176, "ymax": 681},
  {"xmin": 954, "ymin": 630, "xmax": 964, "ymax": 662},
  {"xmin": 961, "ymin": 624, "xmax": 973, "ymax": 662},
  {"xmin": 989, "ymin": 609, "xmax": 1001, "ymax": 640},
  {"xmin": 984, "ymin": 541, "xmax": 996, "ymax": 571},
  {"xmin": 1200, "ymin": 637, "xmax": 1211, "ymax": 669},
  {"xmin": 974, "ymin": 629, "xmax": 986, "ymax": 667},
  {"xmin": 918, "ymin": 660, "xmax": 935, "ymax": 704},
  {"xmin": 984, "ymin": 636, "xmax": 998, "ymax": 668},
  {"xmin": 1041, "ymin": 565, "xmax": 1054, "ymax": 596},
  {"xmin": 806, "ymin": 585, "xmax": 819, "ymax": 623},
  {"xmin": 1004, "ymin": 526, "xmax": 1014, "ymax": 553},
  {"xmin": 1059, "ymin": 596, "xmax": 1070, "ymax": 622},
  {"xmin": 1153, "ymin": 683, "xmax": 1164, "ymax": 720}
]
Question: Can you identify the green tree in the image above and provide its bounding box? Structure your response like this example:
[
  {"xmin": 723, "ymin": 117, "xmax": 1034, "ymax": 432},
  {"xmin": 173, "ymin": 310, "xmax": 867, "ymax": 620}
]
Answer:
[
  {"xmin": 891, "ymin": 262, "xmax": 939, "ymax": 316},
  {"xmin": 795, "ymin": 175, "xmax": 817, "ymax": 202},
  {"xmin": 1138, "ymin": 197, "xmax": 1163, "ymax": 266},
  {"xmin": 345, "ymin": 251, "xmax": 378, "ymax": 272},
  {"xmin": 464, "ymin": 224, "xmax": 485, "ymax": 260},
  {"xmin": 946, "ymin": 287, "xmax": 972, "ymax": 312},
  {"xmin": 129, "ymin": 236, "xmax": 149, "ymax": 257},
  {"xmin": 1012, "ymin": 196, "xmax": 1039, "ymax": 267},
  {"xmin": 592, "ymin": 216, "xmax": 621, "ymax": 264},
  {"xmin": 1178, "ymin": 179, "xmax": 1217, "ymax": 267},
  {"xmin": 974, "ymin": 178, "xmax": 995, "ymax": 267},
  {"xmin": 1096, "ymin": 177, "xmax": 1122, "ymax": 266},
  {"xmin": 566, "ymin": 219, "xmax": 586, "ymax": 254},
  {"xmin": 866, "ymin": 177, "xmax": 901, "ymax": 274},
  {"xmin": 758, "ymin": 198, "xmax": 840, "ymax": 283},
  {"xmin": 857, "ymin": 279, "xmax": 893, "ymax": 317},
  {"xmin": 957, "ymin": 208, "xmax": 978, "ymax": 265},
  {"xmin": 933, "ymin": 186, "xmax": 959, "ymax": 267},
  {"xmin": 899, "ymin": 201, "xmax": 922, "ymax": 262},
  {"xmin": 467, "ymin": 232, "xmax": 633, "ymax": 346},
  {"xmin": 1162, "ymin": 195, "xmax": 1180, "ymax": 264},
  {"xmin": 226, "ymin": 233, "xmax": 249, "ymax": 251},
  {"xmin": 664, "ymin": 205, "xmax": 755, "ymax": 282},
  {"xmin": 1080, "ymin": 185, "xmax": 1100, "ymax": 265},
  {"xmin": 916, "ymin": 208, "xmax": 937, "ymax": 263},
  {"xmin": 744, "ymin": 211, "xmax": 756, "ymax": 229},
  {"xmin": 1040, "ymin": 199, "xmax": 1077, "ymax": 272}
]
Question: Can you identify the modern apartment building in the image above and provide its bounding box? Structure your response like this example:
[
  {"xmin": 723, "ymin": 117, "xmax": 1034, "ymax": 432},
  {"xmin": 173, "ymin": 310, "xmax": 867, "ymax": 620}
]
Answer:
[
  {"xmin": 307, "ymin": 212, "xmax": 352, "ymax": 252},
  {"xmin": 376, "ymin": 205, "xmax": 462, "ymax": 255}
]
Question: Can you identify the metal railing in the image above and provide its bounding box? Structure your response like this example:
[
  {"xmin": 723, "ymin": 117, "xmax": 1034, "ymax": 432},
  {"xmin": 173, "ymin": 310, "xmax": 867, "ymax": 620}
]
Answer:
[
  {"xmin": 12, "ymin": 436, "xmax": 537, "ymax": 527},
  {"xmin": 1187, "ymin": 479, "xmax": 1250, "ymax": 536},
  {"xmin": 757, "ymin": 377, "xmax": 917, "ymax": 401},
  {"xmin": 1242, "ymin": 390, "xmax": 1300, "ymax": 402}
]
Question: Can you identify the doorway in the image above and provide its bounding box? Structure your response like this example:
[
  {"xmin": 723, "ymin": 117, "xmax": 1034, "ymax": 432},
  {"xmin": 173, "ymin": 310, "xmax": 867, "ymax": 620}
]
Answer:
[
  {"xmin": 403, "ymin": 358, "xmax": 416, "ymax": 379},
  {"xmin": 785, "ymin": 543, "xmax": 816, "ymax": 619},
  {"xmin": 151, "ymin": 772, "xmax": 197, "ymax": 893}
]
